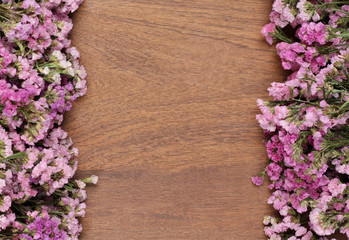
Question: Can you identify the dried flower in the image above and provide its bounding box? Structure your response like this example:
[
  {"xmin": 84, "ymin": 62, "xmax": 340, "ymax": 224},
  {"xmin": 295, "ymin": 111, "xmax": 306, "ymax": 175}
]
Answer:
[
  {"xmin": 0, "ymin": 0, "xmax": 96, "ymax": 238},
  {"xmin": 254, "ymin": 0, "xmax": 349, "ymax": 239}
]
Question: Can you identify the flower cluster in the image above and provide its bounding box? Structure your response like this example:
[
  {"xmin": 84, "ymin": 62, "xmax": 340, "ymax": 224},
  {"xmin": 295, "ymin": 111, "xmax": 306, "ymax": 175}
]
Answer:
[
  {"xmin": 254, "ymin": 1, "xmax": 349, "ymax": 239},
  {"xmin": 0, "ymin": 0, "xmax": 96, "ymax": 239}
]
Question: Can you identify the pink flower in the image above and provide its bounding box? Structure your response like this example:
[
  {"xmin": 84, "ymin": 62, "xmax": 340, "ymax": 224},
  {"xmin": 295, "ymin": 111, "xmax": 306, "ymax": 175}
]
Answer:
[
  {"xmin": 262, "ymin": 23, "xmax": 276, "ymax": 45},
  {"xmin": 251, "ymin": 176, "xmax": 263, "ymax": 186},
  {"xmin": 309, "ymin": 208, "xmax": 335, "ymax": 236},
  {"xmin": 295, "ymin": 226, "xmax": 307, "ymax": 236},
  {"xmin": 0, "ymin": 213, "xmax": 15, "ymax": 230},
  {"xmin": 328, "ymin": 178, "xmax": 346, "ymax": 197},
  {"xmin": 313, "ymin": 132, "xmax": 323, "ymax": 150},
  {"xmin": 267, "ymin": 163, "xmax": 283, "ymax": 181},
  {"xmin": 296, "ymin": 0, "xmax": 311, "ymax": 23},
  {"xmin": 274, "ymin": 106, "xmax": 289, "ymax": 120},
  {"xmin": 320, "ymin": 100, "xmax": 328, "ymax": 108},
  {"xmin": 297, "ymin": 22, "xmax": 328, "ymax": 45},
  {"xmin": 0, "ymin": 196, "xmax": 11, "ymax": 212}
]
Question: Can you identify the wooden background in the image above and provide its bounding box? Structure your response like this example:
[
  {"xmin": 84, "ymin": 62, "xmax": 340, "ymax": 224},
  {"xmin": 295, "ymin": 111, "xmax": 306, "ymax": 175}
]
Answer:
[{"xmin": 63, "ymin": 0, "xmax": 287, "ymax": 239}]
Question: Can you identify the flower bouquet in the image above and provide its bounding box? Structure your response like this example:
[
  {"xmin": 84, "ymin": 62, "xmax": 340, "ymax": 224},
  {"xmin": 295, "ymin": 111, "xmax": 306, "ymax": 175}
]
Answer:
[
  {"xmin": 253, "ymin": 0, "xmax": 349, "ymax": 239},
  {"xmin": 0, "ymin": 0, "xmax": 96, "ymax": 239}
]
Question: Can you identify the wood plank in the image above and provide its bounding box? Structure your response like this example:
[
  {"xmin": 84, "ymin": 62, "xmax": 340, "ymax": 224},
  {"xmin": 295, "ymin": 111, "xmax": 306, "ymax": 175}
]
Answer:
[{"xmin": 64, "ymin": 0, "xmax": 287, "ymax": 239}]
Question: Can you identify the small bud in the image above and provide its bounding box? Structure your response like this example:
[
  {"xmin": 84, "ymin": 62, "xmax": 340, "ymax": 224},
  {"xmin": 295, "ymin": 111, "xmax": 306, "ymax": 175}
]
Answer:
[{"xmin": 82, "ymin": 175, "xmax": 98, "ymax": 185}]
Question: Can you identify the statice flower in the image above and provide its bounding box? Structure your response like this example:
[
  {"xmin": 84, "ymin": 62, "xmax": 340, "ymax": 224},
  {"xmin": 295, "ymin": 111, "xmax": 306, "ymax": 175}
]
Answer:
[
  {"xmin": 0, "ymin": 0, "xmax": 96, "ymax": 239},
  {"xmin": 254, "ymin": 0, "xmax": 349, "ymax": 239},
  {"xmin": 297, "ymin": 22, "xmax": 328, "ymax": 45}
]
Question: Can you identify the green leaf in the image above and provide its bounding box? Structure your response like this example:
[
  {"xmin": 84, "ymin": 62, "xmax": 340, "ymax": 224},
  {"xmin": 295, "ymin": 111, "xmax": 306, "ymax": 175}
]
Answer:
[{"xmin": 4, "ymin": 152, "xmax": 26, "ymax": 161}]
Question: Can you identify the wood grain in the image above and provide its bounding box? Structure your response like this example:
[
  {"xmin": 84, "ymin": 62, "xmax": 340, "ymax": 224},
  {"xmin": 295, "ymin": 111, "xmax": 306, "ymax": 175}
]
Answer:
[{"xmin": 63, "ymin": 0, "xmax": 288, "ymax": 239}]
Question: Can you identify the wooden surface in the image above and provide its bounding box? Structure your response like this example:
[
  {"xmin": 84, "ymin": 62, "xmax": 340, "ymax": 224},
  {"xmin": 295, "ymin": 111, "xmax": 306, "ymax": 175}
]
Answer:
[{"xmin": 63, "ymin": 0, "xmax": 287, "ymax": 239}]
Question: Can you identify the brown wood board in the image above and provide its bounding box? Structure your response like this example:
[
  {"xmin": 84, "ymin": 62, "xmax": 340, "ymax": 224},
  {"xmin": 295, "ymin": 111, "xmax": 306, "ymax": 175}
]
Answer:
[{"xmin": 64, "ymin": 0, "xmax": 291, "ymax": 239}]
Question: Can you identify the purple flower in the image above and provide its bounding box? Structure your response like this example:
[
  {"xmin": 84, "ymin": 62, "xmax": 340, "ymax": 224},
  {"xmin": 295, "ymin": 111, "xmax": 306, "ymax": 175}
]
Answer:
[
  {"xmin": 297, "ymin": 22, "xmax": 327, "ymax": 45},
  {"xmin": 262, "ymin": 23, "xmax": 276, "ymax": 45},
  {"xmin": 267, "ymin": 163, "xmax": 283, "ymax": 181},
  {"xmin": 251, "ymin": 176, "xmax": 264, "ymax": 186}
]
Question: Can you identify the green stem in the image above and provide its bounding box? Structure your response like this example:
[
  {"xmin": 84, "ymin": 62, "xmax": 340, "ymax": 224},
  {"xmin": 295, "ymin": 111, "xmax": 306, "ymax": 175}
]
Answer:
[{"xmin": 320, "ymin": 1, "xmax": 349, "ymax": 6}]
